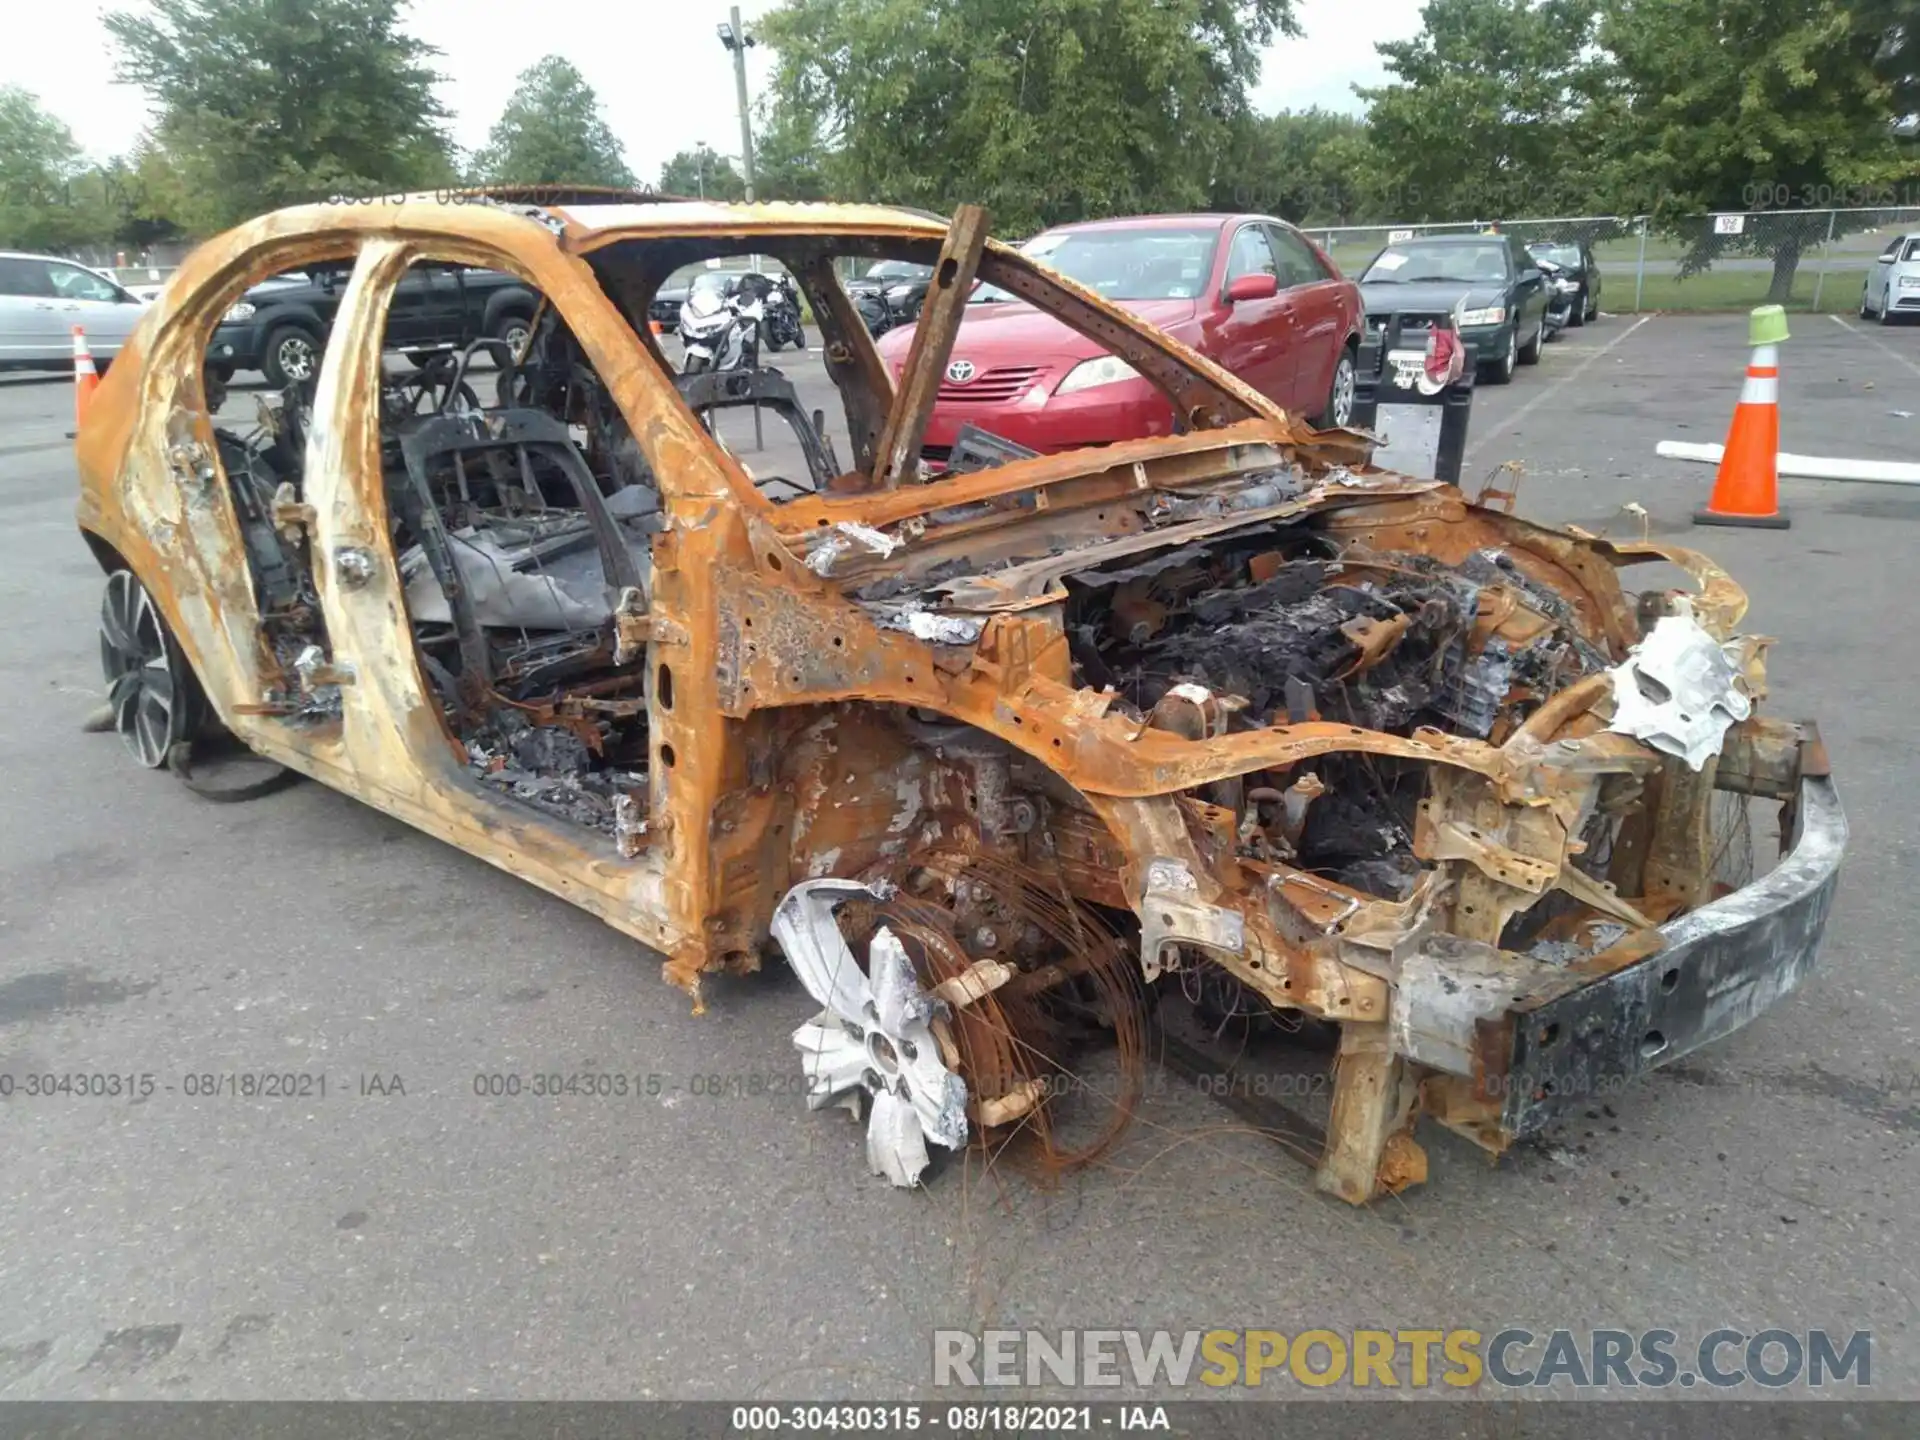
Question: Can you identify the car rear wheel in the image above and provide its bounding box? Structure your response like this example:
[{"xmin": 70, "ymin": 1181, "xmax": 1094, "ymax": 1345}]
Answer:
[
  {"xmin": 1315, "ymin": 348, "xmax": 1357, "ymax": 428},
  {"xmin": 98, "ymin": 569, "xmax": 204, "ymax": 770},
  {"xmin": 260, "ymin": 325, "xmax": 320, "ymax": 388},
  {"xmin": 1568, "ymin": 286, "xmax": 1587, "ymax": 326}
]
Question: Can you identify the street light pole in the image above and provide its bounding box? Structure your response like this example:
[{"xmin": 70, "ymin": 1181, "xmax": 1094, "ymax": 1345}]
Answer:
[{"xmin": 718, "ymin": 6, "xmax": 758, "ymax": 203}]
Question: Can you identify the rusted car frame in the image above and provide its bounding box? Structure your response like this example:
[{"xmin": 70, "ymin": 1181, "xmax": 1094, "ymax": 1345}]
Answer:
[{"xmin": 77, "ymin": 196, "xmax": 1843, "ymax": 1202}]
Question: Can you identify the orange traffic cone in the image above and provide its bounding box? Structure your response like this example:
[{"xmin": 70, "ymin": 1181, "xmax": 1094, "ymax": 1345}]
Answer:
[
  {"xmin": 72, "ymin": 326, "xmax": 100, "ymax": 426},
  {"xmin": 1693, "ymin": 305, "xmax": 1790, "ymax": 529}
]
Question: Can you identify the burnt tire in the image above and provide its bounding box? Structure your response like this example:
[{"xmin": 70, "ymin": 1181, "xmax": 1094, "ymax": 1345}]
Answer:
[
  {"xmin": 260, "ymin": 324, "xmax": 321, "ymax": 389},
  {"xmin": 98, "ymin": 568, "xmax": 206, "ymax": 769}
]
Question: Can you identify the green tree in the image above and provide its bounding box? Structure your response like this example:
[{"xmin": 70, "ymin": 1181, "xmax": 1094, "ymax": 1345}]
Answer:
[
  {"xmin": 1857, "ymin": 0, "xmax": 1919, "ymax": 122},
  {"xmin": 1355, "ymin": 0, "xmax": 1604, "ymax": 222},
  {"xmin": 470, "ymin": 56, "xmax": 633, "ymax": 188},
  {"xmin": 1597, "ymin": 0, "xmax": 1920, "ymax": 299},
  {"xmin": 0, "ymin": 85, "xmax": 94, "ymax": 250},
  {"xmin": 752, "ymin": 107, "xmax": 832, "ymax": 202},
  {"xmin": 658, "ymin": 147, "xmax": 746, "ymax": 200},
  {"xmin": 114, "ymin": 136, "xmax": 195, "ymax": 249},
  {"xmin": 1214, "ymin": 108, "xmax": 1375, "ymax": 223},
  {"xmin": 106, "ymin": 0, "xmax": 454, "ymax": 232},
  {"xmin": 759, "ymin": 0, "xmax": 1297, "ymax": 235}
]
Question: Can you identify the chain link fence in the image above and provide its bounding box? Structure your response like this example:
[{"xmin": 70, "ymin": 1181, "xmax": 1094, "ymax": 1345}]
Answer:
[
  {"xmin": 1304, "ymin": 208, "xmax": 1920, "ymax": 314},
  {"xmin": 60, "ymin": 206, "xmax": 1920, "ymax": 316}
]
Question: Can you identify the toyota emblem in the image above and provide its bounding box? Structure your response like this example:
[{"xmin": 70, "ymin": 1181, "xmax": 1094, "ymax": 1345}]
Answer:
[{"xmin": 945, "ymin": 359, "xmax": 976, "ymax": 383}]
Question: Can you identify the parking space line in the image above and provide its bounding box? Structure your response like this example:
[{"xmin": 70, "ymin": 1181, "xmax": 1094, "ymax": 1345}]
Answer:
[
  {"xmin": 1464, "ymin": 315, "xmax": 1655, "ymax": 463},
  {"xmin": 1828, "ymin": 313, "xmax": 1920, "ymax": 380}
]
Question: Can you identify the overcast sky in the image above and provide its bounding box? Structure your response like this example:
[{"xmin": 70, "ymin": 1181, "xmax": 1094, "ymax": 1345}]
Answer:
[{"xmin": 7, "ymin": 0, "xmax": 1424, "ymax": 181}]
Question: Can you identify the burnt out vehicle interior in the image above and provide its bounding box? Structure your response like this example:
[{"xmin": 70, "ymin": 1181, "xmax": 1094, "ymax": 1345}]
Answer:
[
  {"xmin": 208, "ymin": 315, "xmax": 642, "ymax": 835},
  {"xmin": 201, "ymin": 225, "xmax": 1036, "ymax": 838},
  {"xmin": 110, "ymin": 198, "xmax": 1839, "ymax": 1205}
]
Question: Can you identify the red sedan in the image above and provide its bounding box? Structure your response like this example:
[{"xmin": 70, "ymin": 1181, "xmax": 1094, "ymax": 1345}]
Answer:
[{"xmin": 875, "ymin": 213, "xmax": 1363, "ymax": 464}]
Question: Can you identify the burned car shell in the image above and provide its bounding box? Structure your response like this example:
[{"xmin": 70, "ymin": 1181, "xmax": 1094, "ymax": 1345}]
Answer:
[{"xmin": 75, "ymin": 197, "xmax": 1844, "ymax": 1203}]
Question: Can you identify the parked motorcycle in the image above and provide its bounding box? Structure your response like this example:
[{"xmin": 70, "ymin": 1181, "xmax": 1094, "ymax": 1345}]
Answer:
[
  {"xmin": 680, "ymin": 271, "xmax": 768, "ymax": 374},
  {"xmin": 761, "ymin": 273, "xmax": 807, "ymax": 352}
]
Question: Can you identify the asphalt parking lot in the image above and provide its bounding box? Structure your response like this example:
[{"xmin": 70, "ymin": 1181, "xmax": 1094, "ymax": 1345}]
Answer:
[{"xmin": 1, "ymin": 312, "xmax": 1917, "ymax": 1404}]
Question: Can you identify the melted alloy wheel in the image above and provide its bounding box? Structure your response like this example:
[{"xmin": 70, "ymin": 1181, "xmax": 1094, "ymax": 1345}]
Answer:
[
  {"xmin": 98, "ymin": 570, "xmax": 200, "ymax": 768},
  {"xmin": 774, "ymin": 853, "xmax": 1148, "ymax": 1188}
]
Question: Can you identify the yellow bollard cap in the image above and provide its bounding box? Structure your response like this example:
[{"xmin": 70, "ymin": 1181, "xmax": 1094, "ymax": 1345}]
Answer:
[{"xmin": 1749, "ymin": 304, "xmax": 1790, "ymax": 347}]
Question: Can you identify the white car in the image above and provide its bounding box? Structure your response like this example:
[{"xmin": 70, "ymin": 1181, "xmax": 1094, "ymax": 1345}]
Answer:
[
  {"xmin": 1861, "ymin": 231, "xmax": 1920, "ymax": 324},
  {"xmin": 0, "ymin": 251, "xmax": 150, "ymax": 371}
]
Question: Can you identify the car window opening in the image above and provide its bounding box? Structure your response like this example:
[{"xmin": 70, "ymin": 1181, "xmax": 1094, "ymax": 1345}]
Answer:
[{"xmin": 385, "ymin": 263, "xmax": 660, "ymax": 842}]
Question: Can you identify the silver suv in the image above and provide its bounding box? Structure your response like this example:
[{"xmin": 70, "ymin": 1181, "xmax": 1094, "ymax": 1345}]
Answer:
[
  {"xmin": 0, "ymin": 251, "xmax": 150, "ymax": 371},
  {"xmin": 1861, "ymin": 231, "xmax": 1920, "ymax": 324}
]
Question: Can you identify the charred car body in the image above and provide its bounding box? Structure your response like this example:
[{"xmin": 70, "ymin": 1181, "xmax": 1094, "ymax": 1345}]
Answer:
[{"xmin": 76, "ymin": 194, "xmax": 1843, "ymax": 1203}]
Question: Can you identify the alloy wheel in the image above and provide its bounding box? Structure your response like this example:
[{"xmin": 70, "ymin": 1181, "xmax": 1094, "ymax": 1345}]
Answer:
[
  {"xmin": 1329, "ymin": 354, "xmax": 1356, "ymax": 426},
  {"xmin": 98, "ymin": 570, "xmax": 197, "ymax": 769},
  {"xmin": 277, "ymin": 334, "xmax": 316, "ymax": 382}
]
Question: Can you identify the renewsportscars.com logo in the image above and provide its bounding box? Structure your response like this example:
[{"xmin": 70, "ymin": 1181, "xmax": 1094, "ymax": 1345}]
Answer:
[{"xmin": 932, "ymin": 1327, "xmax": 1872, "ymax": 1391}]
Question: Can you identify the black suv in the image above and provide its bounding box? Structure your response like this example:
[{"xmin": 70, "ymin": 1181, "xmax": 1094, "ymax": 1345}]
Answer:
[{"xmin": 207, "ymin": 263, "xmax": 538, "ymax": 387}]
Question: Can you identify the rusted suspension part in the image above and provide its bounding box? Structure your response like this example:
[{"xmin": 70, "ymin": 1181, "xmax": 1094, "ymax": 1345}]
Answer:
[
  {"xmin": 884, "ymin": 909, "xmax": 1044, "ymax": 1131},
  {"xmin": 846, "ymin": 848, "xmax": 1150, "ymax": 1176}
]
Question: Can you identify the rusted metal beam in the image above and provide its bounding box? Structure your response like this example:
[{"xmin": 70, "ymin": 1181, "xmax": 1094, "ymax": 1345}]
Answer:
[
  {"xmin": 871, "ymin": 204, "xmax": 990, "ymax": 489},
  {"xmin": 1315, "ymin": 1021, "xmax": 1425, "ymax": 1203},
  {"xmin": 795, "ymin": 254, "xmax": 892, "ymax": 476}
]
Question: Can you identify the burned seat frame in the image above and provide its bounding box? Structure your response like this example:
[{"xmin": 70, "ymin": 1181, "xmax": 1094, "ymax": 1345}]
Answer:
[
  {"xmin": 674, "ymin": 366, "xmax": 842, "ymax": 493},
  {"xmin": 391, "ymin": 409, "xmax": 645, "ymax": 712}
]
